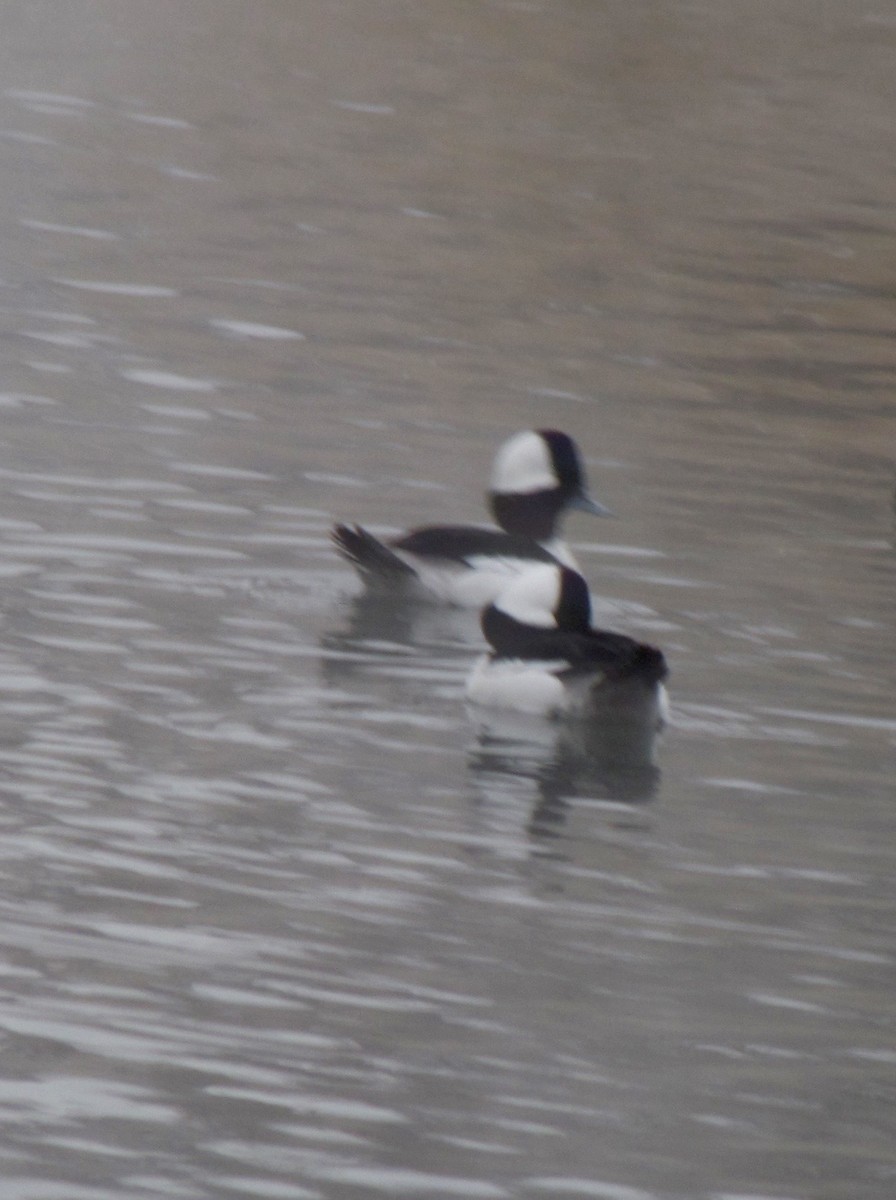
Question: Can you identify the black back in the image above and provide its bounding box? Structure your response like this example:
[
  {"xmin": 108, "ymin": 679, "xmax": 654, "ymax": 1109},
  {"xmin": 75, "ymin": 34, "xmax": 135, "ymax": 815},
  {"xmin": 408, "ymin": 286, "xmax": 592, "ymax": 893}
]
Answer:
[
  {"xmin": 481, "ymin": 603, "xmax": 668, "ymax": 685},
  {"xmin": 392, "ymin": 525, "xmax": 560, "ymax": 565}
]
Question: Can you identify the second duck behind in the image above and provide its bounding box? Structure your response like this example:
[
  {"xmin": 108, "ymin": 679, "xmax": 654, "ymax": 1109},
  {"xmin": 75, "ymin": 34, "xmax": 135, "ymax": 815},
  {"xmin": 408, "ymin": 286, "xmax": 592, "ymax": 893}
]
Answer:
[{"xmin": 331, "ymin": 428, "xmax": 611, "ymax": 608}]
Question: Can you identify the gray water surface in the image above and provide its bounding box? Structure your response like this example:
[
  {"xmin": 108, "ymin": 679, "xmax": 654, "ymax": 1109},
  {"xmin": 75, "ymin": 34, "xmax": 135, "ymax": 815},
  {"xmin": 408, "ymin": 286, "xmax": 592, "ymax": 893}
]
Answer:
[{"xmin": 0, "ymin": 3, "xmax": 894, "ymax": 1199}]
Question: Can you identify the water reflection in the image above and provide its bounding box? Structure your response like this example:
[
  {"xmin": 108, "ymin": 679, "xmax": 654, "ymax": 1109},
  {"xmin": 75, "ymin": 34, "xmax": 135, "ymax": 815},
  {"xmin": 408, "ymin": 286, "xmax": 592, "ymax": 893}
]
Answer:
[
  {"xmin": 467, "ymin": 704, "xmax": 662, "ymax": 839},
  {"xmin": 322, "ymin": 588, "xmax": 483, "ymax": 657},
  {"xmin": 318, "ymin": 587, "xmax": 485, "ymax": 729}
]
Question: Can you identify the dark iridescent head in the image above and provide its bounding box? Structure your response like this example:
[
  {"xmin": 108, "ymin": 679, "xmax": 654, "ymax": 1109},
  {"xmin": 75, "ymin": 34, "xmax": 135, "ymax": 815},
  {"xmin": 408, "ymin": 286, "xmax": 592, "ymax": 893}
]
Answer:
[{"xmin": 487, "ymin": 429, "xmax": 611, "ymax": 540}]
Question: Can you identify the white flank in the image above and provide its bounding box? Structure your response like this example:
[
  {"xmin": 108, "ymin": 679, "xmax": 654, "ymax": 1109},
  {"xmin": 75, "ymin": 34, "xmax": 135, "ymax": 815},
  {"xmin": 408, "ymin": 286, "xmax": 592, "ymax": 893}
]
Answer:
[{"xmin": 465, "ymin": 655, "xmax": 569, "ymax": 716}]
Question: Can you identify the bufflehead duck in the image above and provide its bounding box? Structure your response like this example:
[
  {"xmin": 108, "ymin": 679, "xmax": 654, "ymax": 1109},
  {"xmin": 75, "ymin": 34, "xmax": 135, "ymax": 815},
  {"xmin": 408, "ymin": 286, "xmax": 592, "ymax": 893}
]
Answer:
[
  {"xmin": 331, "ymin": 429, "xmax": 611, "ymax": 608},
  {"xmin": 465, "ymin": 562, "xmax": 669, "ymax": 723}
]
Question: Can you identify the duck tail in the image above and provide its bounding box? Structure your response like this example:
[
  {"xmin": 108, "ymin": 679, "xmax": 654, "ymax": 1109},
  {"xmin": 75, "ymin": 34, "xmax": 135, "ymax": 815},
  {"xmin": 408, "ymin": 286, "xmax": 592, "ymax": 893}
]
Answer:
[{"xmin": 330, "ymin": 523, "xmax": 416, "ymax": 579}]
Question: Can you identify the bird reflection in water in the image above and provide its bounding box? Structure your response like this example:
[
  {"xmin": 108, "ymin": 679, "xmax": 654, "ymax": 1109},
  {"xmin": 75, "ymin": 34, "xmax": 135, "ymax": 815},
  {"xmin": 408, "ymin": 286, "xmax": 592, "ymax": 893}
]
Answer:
[
  {"xmin": 467, "ymin": 694, "xmax": 662, "ymax": 842},
  {"xmin": 319, "ymin": 589, "xmax": 483, "ymax": 693}
]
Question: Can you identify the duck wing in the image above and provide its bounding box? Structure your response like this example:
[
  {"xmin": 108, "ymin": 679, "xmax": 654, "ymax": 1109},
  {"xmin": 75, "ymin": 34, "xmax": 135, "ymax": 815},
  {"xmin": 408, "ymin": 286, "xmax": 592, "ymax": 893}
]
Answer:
[
  {"xmin": 559, "ymin": 629, "xmax": 668, "ymax": 685},
  {"xmin": 394, "ymin": 525, "xmax": 559, "ymax": 565}
]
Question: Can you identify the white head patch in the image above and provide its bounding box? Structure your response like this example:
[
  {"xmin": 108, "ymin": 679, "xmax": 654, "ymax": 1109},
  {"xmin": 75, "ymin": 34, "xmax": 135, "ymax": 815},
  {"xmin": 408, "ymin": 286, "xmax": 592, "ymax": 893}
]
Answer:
[
  {"xmin": 494, "ymin": 563, "xmax": 562, "ymax": 628},
  {"xmin": 490, "ymin": 430, "xmax": 556, "ymax": 496}
]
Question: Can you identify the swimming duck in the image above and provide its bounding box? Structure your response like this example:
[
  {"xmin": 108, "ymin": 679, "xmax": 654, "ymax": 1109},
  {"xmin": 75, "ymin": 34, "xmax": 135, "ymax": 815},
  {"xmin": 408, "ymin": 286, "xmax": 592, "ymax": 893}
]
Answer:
[
  {"xmin": 465, "ymin": 562, "xmax": 669, "ymax": 723},
  {"xmin": 331, "ymin": 428, "xmax": 611, "ymax": 608}
]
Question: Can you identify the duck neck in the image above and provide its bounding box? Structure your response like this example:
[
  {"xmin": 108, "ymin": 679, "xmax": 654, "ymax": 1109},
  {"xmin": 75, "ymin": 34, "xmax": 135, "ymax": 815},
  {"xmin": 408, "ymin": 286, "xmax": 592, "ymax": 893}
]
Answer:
[{"xmin": 488, "ymin": 489, "xmax": 564, "ymax": 541}]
